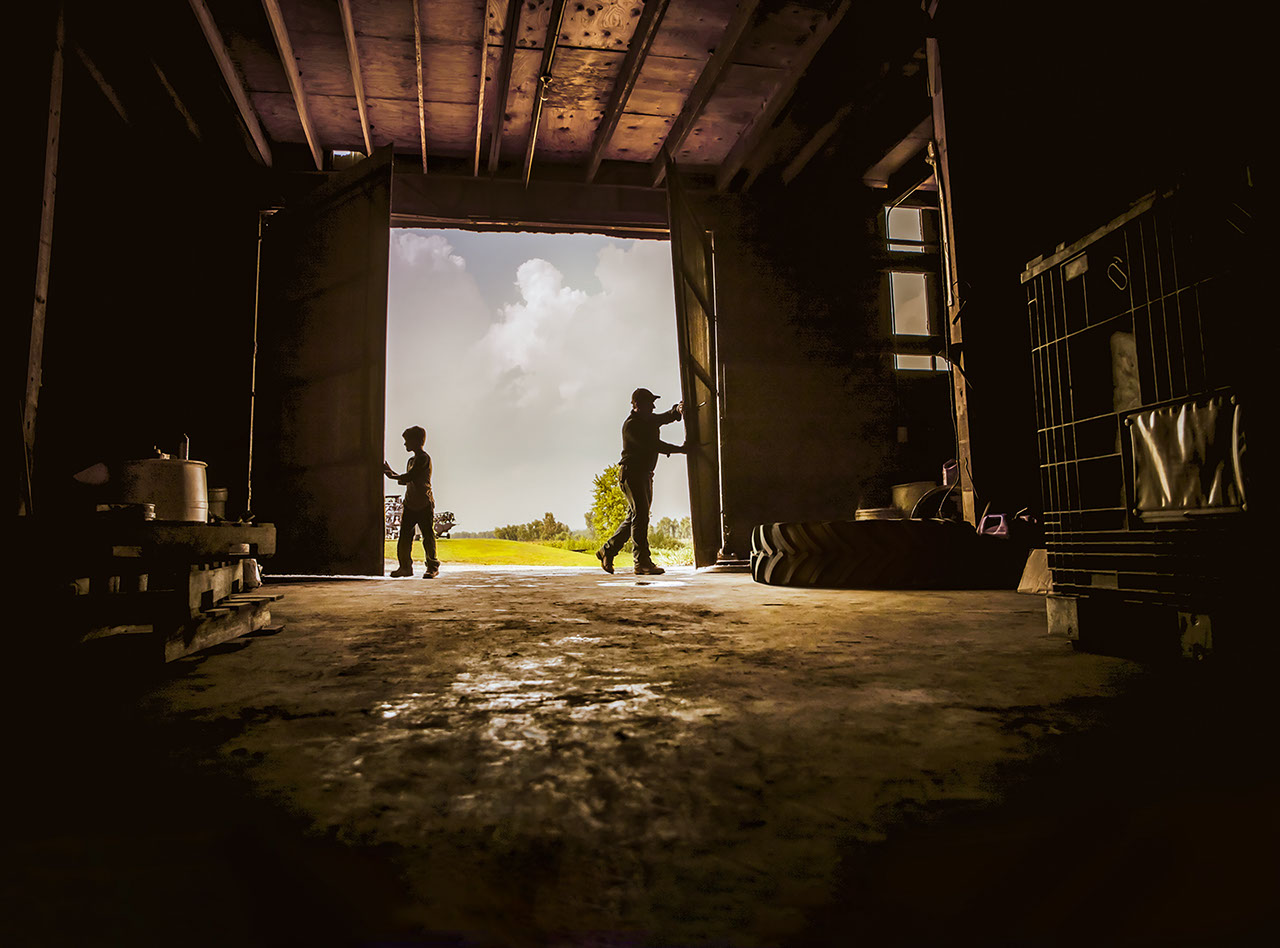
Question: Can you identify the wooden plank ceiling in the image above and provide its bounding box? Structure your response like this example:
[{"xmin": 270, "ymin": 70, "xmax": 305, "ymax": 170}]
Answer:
[{"xmin": 176, "ymin": 0, "xmax": 860, "ymax": 188}]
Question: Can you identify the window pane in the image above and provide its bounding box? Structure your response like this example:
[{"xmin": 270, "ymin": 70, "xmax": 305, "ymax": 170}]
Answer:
[
  {"xmin": 890, "ymin": 271, "xmax": 929, "ymax": 335},
  {"xmin": 887, "ymin": 207, "xmax": 922, "ymax": 243},
  {"xmin": 895, "ymin": 354, "xmax": 935, "ymax": 371}
]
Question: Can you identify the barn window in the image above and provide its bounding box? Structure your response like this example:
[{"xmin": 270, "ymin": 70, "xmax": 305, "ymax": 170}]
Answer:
[{"xmin": 886, "ymin": 205, "xmax": 946, "ymax": 371}]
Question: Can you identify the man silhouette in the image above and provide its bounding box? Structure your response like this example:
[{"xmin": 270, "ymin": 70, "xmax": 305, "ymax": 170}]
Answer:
[{"xmin": 597, "ymin": 388, "xmax": 686, "ymax": 576}]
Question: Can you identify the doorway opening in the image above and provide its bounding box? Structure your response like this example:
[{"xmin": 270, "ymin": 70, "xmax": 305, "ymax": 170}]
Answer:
[{"xmin": 384, "ymin": 228, "xmax": 692, "ymax": 569}]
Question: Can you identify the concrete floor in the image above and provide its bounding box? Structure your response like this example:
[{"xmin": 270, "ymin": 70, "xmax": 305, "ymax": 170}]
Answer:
[{"xmin": 6, "ymin": 567, "xmax": 1276, "ymax": 946}]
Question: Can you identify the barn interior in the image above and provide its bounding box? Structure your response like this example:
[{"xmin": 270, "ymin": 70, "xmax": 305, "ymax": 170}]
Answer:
[{"xmin": 10, "ymin": 1, "xmax": 1272, "ymax": 945}]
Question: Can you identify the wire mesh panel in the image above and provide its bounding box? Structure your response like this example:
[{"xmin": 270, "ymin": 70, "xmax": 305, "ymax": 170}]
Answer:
[{"xmin": 1021, "ymin": 173, "xmax": 1256, "ymax": 625}]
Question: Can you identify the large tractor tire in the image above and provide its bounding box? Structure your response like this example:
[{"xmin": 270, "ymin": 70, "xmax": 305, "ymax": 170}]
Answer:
[{"xmin": 750, "ymin": 519, "xmax": 1009, "ymax": 589}]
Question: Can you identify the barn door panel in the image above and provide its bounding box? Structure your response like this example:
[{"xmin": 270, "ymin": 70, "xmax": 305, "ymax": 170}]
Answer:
[
  {"xmin": 666, "ymin": 160, "xmax": 723, "ymax": 567},
  {"xmin": 254, "ymin": 148, "xmax": 392, "ymax": 575}
]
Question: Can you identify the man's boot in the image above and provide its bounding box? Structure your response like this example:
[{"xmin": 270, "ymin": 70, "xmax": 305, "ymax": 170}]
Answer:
[
  {"xmin": 391, "ymin": 539, "xmax": 413, "ymax": 577},
  {"xmin": 634, "ymin": 562, "xmax": 665, "ymax": 576}
]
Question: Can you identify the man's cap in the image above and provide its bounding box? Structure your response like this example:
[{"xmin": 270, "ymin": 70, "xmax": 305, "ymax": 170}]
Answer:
[{"xmin": 631, "ymin": 387, "xmax": 659, "ymax": 403}]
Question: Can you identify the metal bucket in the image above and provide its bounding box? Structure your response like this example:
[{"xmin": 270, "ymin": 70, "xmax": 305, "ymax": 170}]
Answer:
[
  {"xmin": 117, "ymin": 459, "xmax": 209, "ymax": 522},
  {"xmin": 208, "ymin": 488, "xmax": 228, "ymax": 520}
]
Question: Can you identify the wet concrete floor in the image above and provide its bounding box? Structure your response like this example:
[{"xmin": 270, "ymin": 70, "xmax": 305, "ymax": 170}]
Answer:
[{"xmin": 6, "ymin": 567, "xmax": 1277, "ymax": 946}]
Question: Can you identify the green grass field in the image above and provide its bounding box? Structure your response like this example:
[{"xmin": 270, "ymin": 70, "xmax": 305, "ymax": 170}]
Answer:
[{"xmin": 384, "ymin": 537, "xmax": 635, "ymax": 568}]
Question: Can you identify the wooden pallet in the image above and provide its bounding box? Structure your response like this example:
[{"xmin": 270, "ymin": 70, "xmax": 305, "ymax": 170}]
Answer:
[{"xmin": 162, "ymin": 591, "xmax": 284, "ymax": 662}]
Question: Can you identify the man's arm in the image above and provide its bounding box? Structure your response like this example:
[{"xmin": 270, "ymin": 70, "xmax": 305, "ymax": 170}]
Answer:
[{"xmin": 659, "ymin": 440, "xmax": 688, "ymax": 456}]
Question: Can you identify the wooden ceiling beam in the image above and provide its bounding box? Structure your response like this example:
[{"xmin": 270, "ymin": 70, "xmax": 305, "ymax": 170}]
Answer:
[
  {"xmin": 472, "ymin": 5, "xmax": 488, "ymax": 176},
  {"xmin": 337, "ymin": 0, "xmax": 372, "ymax": 157},
  {"xmin": 650, "ymin": 0, "xmax": 762, "ymax": 188},
  {"xmin": 186, "ymin": 0, "xmax": 271, "ymax": 166},
  {"xmin": 260, "ymin": 0, "xmax": 322, "ymax": 170},
  {"xmin": 522, "ymin": 0, "xmax": 569, "ymax": 187},
  {"xmin": 862, "ymin": 113, "xmax": 933, "ymax": 189},
  {"xmin": 584, "ymin": 0, "xmax": 671, "ymax": 184},
  {"xmin": 412, "ymin": 0, "xmax": 428, "ymax": 173},
  {"xmin": 716, "ymin": 0, "xmax": 851, "ymax": 193},
  {"xmin": 487, "ymin": 0, "xmax": 523, "ymax": 175}
]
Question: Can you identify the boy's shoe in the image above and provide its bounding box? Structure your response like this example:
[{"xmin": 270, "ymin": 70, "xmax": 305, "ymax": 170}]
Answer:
[
  {"xmin": 390, "ymin": 567, "xmax": 413, "ymax": 577},
  {"xmin": 596, "ymin": 549, "xmax": 614, "ymax": 574},
  {"xmin": 634, "ymin": 563, "xmax": 665, "ymax": 576},
  {"xmin": 423, "ymin": 568, "xmax": 439, "ymax": 579}
]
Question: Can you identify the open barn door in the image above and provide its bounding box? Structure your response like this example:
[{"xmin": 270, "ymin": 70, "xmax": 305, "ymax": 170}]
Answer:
[
  {"xmin": 253, "ymin": 148, "xmax": 392, "ymax": 575},
  {"xmin": 666, "ymin": 159, "xmax": 723, "ymax": 568}
]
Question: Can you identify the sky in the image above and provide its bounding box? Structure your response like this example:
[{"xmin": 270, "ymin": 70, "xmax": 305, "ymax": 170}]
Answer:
[{"xmin": 384, "ymin": 228, "xmax": 690, "ymax": 535}]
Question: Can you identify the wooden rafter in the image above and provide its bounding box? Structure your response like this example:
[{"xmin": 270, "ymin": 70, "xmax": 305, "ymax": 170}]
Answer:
[
  {"xmin": 780, "ymin": 101, "xmax": 851, "ymax": 185},
  {"xmin": 337, "ymin": 0, "xmax": 372, "ymax": 156},
  {"xmin": 72, "ymin": 42, "xmax": 128, "ymax": 124},
  {"xmin": 584, "ymin": 0, "xmax": 670, "ymax": 184},
  {"xmin": 152, "ymin": 60, "xmax": 202, "ymax": 141},
  {"xmin": 472, "ymin": 5, "xmax": 488, "ymax": 176},
  {"xmin": 261, "ymin": 0, "xmax": 322, "ymax": 170},
  {"xmin": 650, "ymin": 0, "xmax": 762, "ymax": 187},
  {"xmin": 25, "ymin": 5, "xmax": 65, "ymax": 512},
  {"xmin": 412, "ymin": 0, "xmax": 427, "ymax": 173},
  {"xmin": 521, "ymin": 0, "xmax": 569, "ymax": 187},
  {"xmin": 716, "ymin": 0, "xmax": 851, "ymax": 192},
  {"xmin": 487, "ymin": 0, "xmax": 522, "ymax": 174},
  {"xmin": 187, "ymin": 0, "xmax": 271, "ymax": 166}
]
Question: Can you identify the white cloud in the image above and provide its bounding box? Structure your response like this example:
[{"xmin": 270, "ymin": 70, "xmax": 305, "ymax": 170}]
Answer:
[{"xmin": 391, "ymin": 231, "xmax": 466, "ymax": 270}]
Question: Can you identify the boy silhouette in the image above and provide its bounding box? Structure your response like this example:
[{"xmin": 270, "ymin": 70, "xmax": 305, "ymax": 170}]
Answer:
[{"xmin": 383, "ymin": 426, "xmax": 441, "ymax": 579}]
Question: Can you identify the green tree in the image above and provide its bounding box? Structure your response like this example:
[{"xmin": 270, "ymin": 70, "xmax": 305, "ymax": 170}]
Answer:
[
  {"xmin": 539, "ymin": 511, "xmax": 568, "ymax": 540},
  {"xmin": 495, "ymin": 512, "xmax": 568, "ymax": 542},
  {"xmin": 589, "ymin": 464, "xmax": 628, "ymax": 543}
]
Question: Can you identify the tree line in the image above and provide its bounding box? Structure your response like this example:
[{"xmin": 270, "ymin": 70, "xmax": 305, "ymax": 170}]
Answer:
[{"xmin": 460, "ymin": 464, "xmax": 692, "ymax": 549}]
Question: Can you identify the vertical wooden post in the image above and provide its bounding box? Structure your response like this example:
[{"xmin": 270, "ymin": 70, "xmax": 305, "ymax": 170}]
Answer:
[
  {"xmin": 926, "ymin": 36, "xmax": 976, "ymax": 525},
  {"xmin": 22, "ymin": 5, "xmax": 64, "ymax": 516}
]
